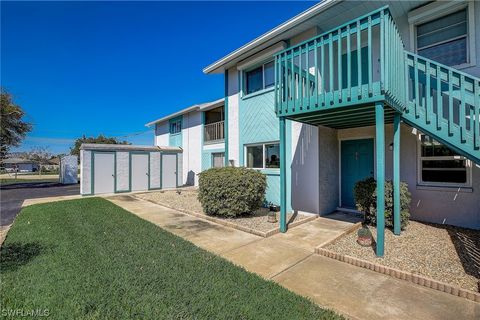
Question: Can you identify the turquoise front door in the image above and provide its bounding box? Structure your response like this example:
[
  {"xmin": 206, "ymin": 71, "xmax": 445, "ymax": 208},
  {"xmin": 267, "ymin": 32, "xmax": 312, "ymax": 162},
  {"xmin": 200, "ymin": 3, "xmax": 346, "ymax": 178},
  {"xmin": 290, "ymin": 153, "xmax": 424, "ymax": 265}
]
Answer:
[{"xmin": 341, "ymin": 138, "xmax": 374, "ymax": 208}]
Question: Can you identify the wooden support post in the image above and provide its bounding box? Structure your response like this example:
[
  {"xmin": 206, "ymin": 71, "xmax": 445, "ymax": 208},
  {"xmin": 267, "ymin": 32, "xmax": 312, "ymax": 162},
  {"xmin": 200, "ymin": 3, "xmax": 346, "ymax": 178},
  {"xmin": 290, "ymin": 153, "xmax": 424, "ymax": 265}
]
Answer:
[
  {"xmin": 393, "ymin": 112, "xmax": 401, "ymax": 236},
  {"xmin": 279, "ymin": 116, "xmax": 287, "ymax": 233},
  {"xmin": 375, "ymin": 102, "xmax": 385, "ymax": 257}
]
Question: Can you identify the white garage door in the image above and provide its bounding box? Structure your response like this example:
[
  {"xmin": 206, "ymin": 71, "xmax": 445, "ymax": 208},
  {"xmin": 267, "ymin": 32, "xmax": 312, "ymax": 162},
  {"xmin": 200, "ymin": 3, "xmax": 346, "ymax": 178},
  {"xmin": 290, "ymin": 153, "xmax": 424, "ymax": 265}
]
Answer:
[
  {"xmin": 162, "ymin": 154, "xmax": 177, "ymax": 189},
  {"xmin": 131, "ymin": 153, "xmax": 149, "ymax": 191},
  {"xmin": 94, "ymin": 153, "xmax": 115, "ymax": 194}
]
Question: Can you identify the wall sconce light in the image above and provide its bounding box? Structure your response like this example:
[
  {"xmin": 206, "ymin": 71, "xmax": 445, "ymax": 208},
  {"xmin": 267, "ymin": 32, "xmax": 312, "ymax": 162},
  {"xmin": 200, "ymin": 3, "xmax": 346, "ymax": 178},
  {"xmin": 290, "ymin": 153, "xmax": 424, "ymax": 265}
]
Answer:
[{"xmin": 388, "ymin": 142, "xmax": 394, "ymax": 151}]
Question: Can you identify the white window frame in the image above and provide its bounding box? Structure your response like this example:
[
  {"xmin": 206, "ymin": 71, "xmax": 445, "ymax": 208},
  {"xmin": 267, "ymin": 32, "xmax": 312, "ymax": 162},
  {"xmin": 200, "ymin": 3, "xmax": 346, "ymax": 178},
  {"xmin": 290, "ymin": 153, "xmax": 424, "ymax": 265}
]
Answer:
[
  {"xmin": 408, "ymin": 1, "xmax": 476, "ymax": 70},
  {"xmin": 416, "ymin": 134, "xmax": 472, "ymax": 188},
  {"xmin": 244, "ymin": 141, "xmax": 280, "ymax": 170}
]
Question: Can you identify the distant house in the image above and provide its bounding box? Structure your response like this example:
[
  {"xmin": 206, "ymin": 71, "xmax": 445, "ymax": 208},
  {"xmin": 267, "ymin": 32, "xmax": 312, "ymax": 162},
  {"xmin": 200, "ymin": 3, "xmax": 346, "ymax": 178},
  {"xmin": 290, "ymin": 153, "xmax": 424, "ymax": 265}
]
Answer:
[{"xmin": 2, "ymin": 158, "xmax": 39, "ymax": 172}]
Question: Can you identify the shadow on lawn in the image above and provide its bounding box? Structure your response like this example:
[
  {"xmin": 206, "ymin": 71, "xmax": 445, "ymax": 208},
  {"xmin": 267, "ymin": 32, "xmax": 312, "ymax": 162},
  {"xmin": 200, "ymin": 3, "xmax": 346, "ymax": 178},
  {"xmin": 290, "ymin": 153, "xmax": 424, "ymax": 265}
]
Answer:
[
  {"xmin": 447, "ymin": 227, "xmax": 480, "ymax": 292},
  {"xmin": 0, "ymin": 242, "xmax": 45, "ymax": 272}
]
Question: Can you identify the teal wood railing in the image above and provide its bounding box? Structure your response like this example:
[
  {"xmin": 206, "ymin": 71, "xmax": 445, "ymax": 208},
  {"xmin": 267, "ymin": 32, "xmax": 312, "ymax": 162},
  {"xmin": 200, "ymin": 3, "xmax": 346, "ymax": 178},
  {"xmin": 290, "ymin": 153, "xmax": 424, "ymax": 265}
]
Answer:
[
  {"xmin": 274, "ymin": 6, "xmax": 405, "ymax": 117},
  {"xmin": 274, "ymin": 5, "xmax": 479, "ymax": 163},
  {"xmin": 403, "ymin": 52, "xmax": 480, "ymax": 162}
]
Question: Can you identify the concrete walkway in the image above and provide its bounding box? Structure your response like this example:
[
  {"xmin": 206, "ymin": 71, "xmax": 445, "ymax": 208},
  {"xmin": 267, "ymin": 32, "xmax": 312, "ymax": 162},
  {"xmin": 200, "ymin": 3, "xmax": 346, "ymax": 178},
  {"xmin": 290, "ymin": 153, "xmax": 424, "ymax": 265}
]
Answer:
[{"xmin": 108, "ymin": 195, "xmax": 479, "ymax": 320}]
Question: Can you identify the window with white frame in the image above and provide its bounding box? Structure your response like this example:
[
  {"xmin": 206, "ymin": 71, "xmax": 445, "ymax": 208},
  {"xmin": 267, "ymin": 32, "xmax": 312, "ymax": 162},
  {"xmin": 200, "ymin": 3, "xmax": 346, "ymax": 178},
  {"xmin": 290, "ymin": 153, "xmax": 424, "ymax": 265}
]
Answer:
[
  {"xmin": 245, "ymin": 142, "xmax": 280, "ymax": 169},
  {"xmin": 245, "ymin": 61, "xmax": 275, "ymax": 95},
  {"xmin": 212, "ymin": 152, "xmax": 225, "ymax": 168},
  {"xmin": 415, "ymin": 8, "xmax": 469, "ymax": 67},
  {"xmin": 418, "ymin": 135, "xmax": 471, "ymax": 186}
]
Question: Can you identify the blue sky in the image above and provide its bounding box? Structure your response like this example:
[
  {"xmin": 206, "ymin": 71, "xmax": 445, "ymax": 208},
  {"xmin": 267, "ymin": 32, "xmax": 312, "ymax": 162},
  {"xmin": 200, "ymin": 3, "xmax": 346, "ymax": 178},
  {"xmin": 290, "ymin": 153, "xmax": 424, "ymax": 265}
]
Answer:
[{"xmin": 1, "ymin": 1, "xmax": 314, "ymax": 154}]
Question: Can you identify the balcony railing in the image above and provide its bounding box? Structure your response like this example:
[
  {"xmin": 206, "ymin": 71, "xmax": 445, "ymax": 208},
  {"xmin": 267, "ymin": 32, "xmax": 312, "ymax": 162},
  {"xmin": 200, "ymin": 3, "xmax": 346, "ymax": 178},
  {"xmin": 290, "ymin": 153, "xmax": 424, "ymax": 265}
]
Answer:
[
  {"xmin": 274, "ymin": 6, "xmax": 405, "ymax": 118},
  {"xmin": 204, "ymin": 120, "xmax": 224, "ymax": 143}
]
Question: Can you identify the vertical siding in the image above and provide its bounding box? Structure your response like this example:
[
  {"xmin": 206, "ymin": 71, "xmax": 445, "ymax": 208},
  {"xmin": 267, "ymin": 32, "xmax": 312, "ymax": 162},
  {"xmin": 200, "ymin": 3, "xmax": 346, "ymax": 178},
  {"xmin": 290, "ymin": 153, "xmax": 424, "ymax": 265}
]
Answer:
[
  {"xmin": 116, "ymin": 151, "xmax": 130, "ymax": 192},
  {"xmin": 150, "ymin": 152, "xmax": 161, "ymax": 189},
  {"xmin": 80, "ymin": 150, "xmax": 91, "ymax": 195}
]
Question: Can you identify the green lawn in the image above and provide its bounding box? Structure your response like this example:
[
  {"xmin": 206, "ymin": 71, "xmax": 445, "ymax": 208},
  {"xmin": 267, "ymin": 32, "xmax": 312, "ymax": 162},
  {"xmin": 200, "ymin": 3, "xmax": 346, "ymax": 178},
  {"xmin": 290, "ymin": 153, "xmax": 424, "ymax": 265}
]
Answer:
[{"xmin": 0, "ymin": 198, "xmax": 342, "ymax": 319}]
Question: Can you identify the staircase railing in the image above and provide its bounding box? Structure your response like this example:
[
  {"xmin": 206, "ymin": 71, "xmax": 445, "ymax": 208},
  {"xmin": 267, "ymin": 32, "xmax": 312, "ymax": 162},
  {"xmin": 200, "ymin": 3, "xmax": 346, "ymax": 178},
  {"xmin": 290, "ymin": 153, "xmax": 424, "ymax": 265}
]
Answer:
[{"xmin": 404, "ymin": 52, "xmax": 480, "ymax": 157}]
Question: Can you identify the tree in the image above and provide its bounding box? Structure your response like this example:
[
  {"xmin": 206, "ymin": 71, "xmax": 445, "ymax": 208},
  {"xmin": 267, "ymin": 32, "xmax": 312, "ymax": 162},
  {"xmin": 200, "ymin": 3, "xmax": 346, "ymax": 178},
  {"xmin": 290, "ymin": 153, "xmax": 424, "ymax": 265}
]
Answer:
[
  {"xmin": 0, "ymin": 90, "xmax": 32, "ymax": 159},
  {"xmin": 27, "ymin": 146, "xmax": 52, "ymax": 175},
  {"xmin": 70, "ymin": 134, "xmax": 130, "ymax": 156}
]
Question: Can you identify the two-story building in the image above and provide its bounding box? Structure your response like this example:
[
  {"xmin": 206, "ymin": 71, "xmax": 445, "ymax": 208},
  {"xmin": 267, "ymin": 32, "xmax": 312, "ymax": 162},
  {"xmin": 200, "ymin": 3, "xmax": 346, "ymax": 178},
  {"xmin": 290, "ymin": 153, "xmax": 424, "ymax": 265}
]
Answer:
[
  {"xmin": 148, "ymin": 0, "xmax": 480, "ymax": 256},
  {"xmin": 147, "ymin": 98, "xmax": 226, "ymax": 186}
]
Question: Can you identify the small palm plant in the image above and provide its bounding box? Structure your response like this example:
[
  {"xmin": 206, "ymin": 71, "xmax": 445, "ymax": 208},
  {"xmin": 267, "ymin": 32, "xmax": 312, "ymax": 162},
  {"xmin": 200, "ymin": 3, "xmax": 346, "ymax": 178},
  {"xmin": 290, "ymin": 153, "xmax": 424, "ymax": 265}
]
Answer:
[{"xmin": 357, "ymin": 226, "xmax": 373, "ymax": 247}]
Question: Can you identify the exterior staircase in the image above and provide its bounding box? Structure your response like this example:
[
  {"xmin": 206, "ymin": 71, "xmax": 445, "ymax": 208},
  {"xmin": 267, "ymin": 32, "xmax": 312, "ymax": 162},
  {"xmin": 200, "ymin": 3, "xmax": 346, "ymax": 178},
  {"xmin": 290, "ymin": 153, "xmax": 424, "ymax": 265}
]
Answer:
[
  {"xmin": 273, "ymin": 6, "xmax": 480, "ymax": 164},
  {"xmin": 403, "ymin": 52, "xmax": 480, "ymax": 164}
]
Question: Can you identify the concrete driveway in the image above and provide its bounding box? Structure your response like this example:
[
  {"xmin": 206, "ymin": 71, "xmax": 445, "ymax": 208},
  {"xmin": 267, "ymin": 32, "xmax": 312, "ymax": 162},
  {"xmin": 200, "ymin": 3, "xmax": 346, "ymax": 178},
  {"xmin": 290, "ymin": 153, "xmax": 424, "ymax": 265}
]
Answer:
[{"xmin": 1, "ymin": 181, "xmax": 80, "ymax": 228}]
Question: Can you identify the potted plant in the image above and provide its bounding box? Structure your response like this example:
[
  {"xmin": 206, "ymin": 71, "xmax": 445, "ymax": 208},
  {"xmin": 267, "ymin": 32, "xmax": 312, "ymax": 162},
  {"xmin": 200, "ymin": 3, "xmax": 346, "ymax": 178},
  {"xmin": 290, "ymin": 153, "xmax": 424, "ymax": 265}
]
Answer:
[
  {"xmin": 267, "ymin": 202, "xmax": 279, "ymax": 223},
  {"xmin": 357, "ymin": 227, "xmax": 373, "ymax": 247}
]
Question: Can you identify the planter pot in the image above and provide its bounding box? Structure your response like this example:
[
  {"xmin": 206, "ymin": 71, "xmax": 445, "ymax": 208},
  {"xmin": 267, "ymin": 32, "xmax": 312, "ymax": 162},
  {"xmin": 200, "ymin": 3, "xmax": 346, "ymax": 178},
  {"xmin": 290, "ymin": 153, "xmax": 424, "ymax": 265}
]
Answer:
[
  {"xmin": 357, "ymin": 236, "xmax": 373, "ymax": 247},
  {"xmin": 267, "ymin": 212, "xmax": 278, "ymax": 223},
  {"xmin": 269, "ymin": 205, "xmax": 279, "ymax": 212}
]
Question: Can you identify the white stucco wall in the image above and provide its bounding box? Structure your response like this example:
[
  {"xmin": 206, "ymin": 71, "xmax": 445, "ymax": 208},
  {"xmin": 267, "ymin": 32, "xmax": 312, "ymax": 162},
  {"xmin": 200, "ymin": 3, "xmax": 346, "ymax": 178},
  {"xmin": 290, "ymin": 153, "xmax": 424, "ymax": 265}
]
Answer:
[
  {"xmin": 227, "ymin": 67, "xmax": 240, "ymax": 166},
  {"xmin": 116, "ymin": 151, "xmax": 129, "ymax": 191},
  {"xmin": 80, "ymin": 150, "xmax": 91, "ymax": 195},
  {"xmin": 150, "ymin": 152, "xmax": 161, "ymax": 189},
  {"xmin": 182, "ymin": 111, "xmax": 202, "ymax": 186},
  {"xmin": 291, "ymin": 121, "xmax": 320, "ymax": 215}
]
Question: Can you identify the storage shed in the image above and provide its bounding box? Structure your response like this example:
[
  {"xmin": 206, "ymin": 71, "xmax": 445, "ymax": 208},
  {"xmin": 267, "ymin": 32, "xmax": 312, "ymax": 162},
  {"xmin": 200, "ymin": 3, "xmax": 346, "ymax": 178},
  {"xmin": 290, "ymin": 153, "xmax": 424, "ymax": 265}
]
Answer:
[{"xmin": 80, "ymin": 144, "xmax": 183, "ymax": 195}]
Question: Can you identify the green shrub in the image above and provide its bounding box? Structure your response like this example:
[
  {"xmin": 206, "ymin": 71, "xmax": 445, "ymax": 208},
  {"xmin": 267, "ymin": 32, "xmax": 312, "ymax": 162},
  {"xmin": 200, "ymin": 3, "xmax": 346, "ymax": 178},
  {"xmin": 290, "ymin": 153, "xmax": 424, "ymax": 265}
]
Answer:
[
  {"xmin": 198, "ymin": 167, "xmax": 267, "ymax": 217},
  {"xmin": 353, "ymin": 177, "xmax": 411, "ymax": 230}
]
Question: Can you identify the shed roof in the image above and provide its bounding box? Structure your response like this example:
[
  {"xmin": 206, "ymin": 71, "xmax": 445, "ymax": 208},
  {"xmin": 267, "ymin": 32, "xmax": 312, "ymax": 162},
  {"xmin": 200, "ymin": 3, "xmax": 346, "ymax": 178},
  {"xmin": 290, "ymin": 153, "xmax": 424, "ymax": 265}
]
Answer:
[{"xmin": 80, "ymin": 144, "xmax": 182, "ymax": 153}]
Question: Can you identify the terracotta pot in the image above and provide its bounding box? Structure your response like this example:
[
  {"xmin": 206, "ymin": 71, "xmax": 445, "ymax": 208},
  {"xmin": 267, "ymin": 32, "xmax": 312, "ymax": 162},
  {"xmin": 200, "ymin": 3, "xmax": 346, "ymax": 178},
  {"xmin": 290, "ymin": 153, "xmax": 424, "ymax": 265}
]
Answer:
[{"xmin": 357, "ymin": 236, "xmax": 372, "ymax": 247}]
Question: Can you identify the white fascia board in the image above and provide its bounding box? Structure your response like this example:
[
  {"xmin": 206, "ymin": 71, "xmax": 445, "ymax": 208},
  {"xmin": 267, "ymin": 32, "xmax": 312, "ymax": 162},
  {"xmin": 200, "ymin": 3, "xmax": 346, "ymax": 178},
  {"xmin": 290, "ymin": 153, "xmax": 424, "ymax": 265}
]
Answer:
[
  {"xmin": 198, "ymin": 98, "xmax": 224, "ymax": 111},
  {"xmin": 145, "ymin": 98, "xmax": 225, "ymax": 127},
  {"xmin": 236, "ymin": 41, "xmax": 286, "ymax": 71},
  {"xmin": 202, "ymin": 0, "xmax": 340, "ymax": 74},
  {"xmin": 145, "ymin": 105, "xmax": 199, "ymax": 127}
]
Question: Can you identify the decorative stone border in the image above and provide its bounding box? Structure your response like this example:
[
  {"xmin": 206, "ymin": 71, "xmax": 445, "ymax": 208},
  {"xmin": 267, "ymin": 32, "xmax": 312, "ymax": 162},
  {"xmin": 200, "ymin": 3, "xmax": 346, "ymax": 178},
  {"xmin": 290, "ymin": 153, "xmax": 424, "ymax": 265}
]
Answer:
[
  {"xmin": 315, "ymin": 247, "xmax": 480, "ymax": 303},
  {"xmin": 134, "ymin": 195, "xmax": 317, "ymax": 238}
]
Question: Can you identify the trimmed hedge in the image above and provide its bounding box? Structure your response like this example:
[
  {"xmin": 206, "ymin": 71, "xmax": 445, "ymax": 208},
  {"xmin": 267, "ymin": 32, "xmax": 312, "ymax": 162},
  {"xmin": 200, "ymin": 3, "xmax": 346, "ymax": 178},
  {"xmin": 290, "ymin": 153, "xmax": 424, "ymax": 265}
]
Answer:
[
  {"xmin": 354, "ymin": 177, "xmax": 411, "ymax": 230},
  {"xmin": 198, "ymin": 167, "xmax": 267, "ymax": 217}
]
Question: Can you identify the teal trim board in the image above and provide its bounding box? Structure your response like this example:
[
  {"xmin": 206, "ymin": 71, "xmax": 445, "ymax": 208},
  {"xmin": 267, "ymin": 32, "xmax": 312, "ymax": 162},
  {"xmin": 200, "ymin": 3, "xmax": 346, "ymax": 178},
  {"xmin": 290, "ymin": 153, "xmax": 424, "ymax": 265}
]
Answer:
[
  {"xmin": 375, "ymin": 102, "xmax": 385, "ymax": 257},
  {"xmin": 279, "ymin": 117, "xmax": 287, "ymax": 233},
  {"xmin": 393, "ymin": 113, "xmax": 401, "ymax": 235}
]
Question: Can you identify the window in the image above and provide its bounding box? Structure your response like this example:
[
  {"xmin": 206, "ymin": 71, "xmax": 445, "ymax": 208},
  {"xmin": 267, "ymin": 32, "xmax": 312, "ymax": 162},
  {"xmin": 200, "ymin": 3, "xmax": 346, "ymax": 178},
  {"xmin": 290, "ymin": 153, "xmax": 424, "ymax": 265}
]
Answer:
[
  {"xmin": 245, "ymin": 61, "xmax": 275, "ymax": 95},
  {"xmin": 245, "ymin": 142, "xmax": 280, "ymax": 169},
  {"xmin": 416, "ymin": 9, "xmax": 468, "ymax": 66},
  {"xmin": 418, "ymin": 135, "xmax": 471, "ymax": 186},
  {"xmin": 212, "ymin": 152, "xmax": 225, "ymax": 168},
  {"xmin": 169, "ymin": 118, "xmax": 182, "ymax": 134},
  {"xmin": 265, "ymin": 144, "xmax": 280, "ymax": 168}
]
